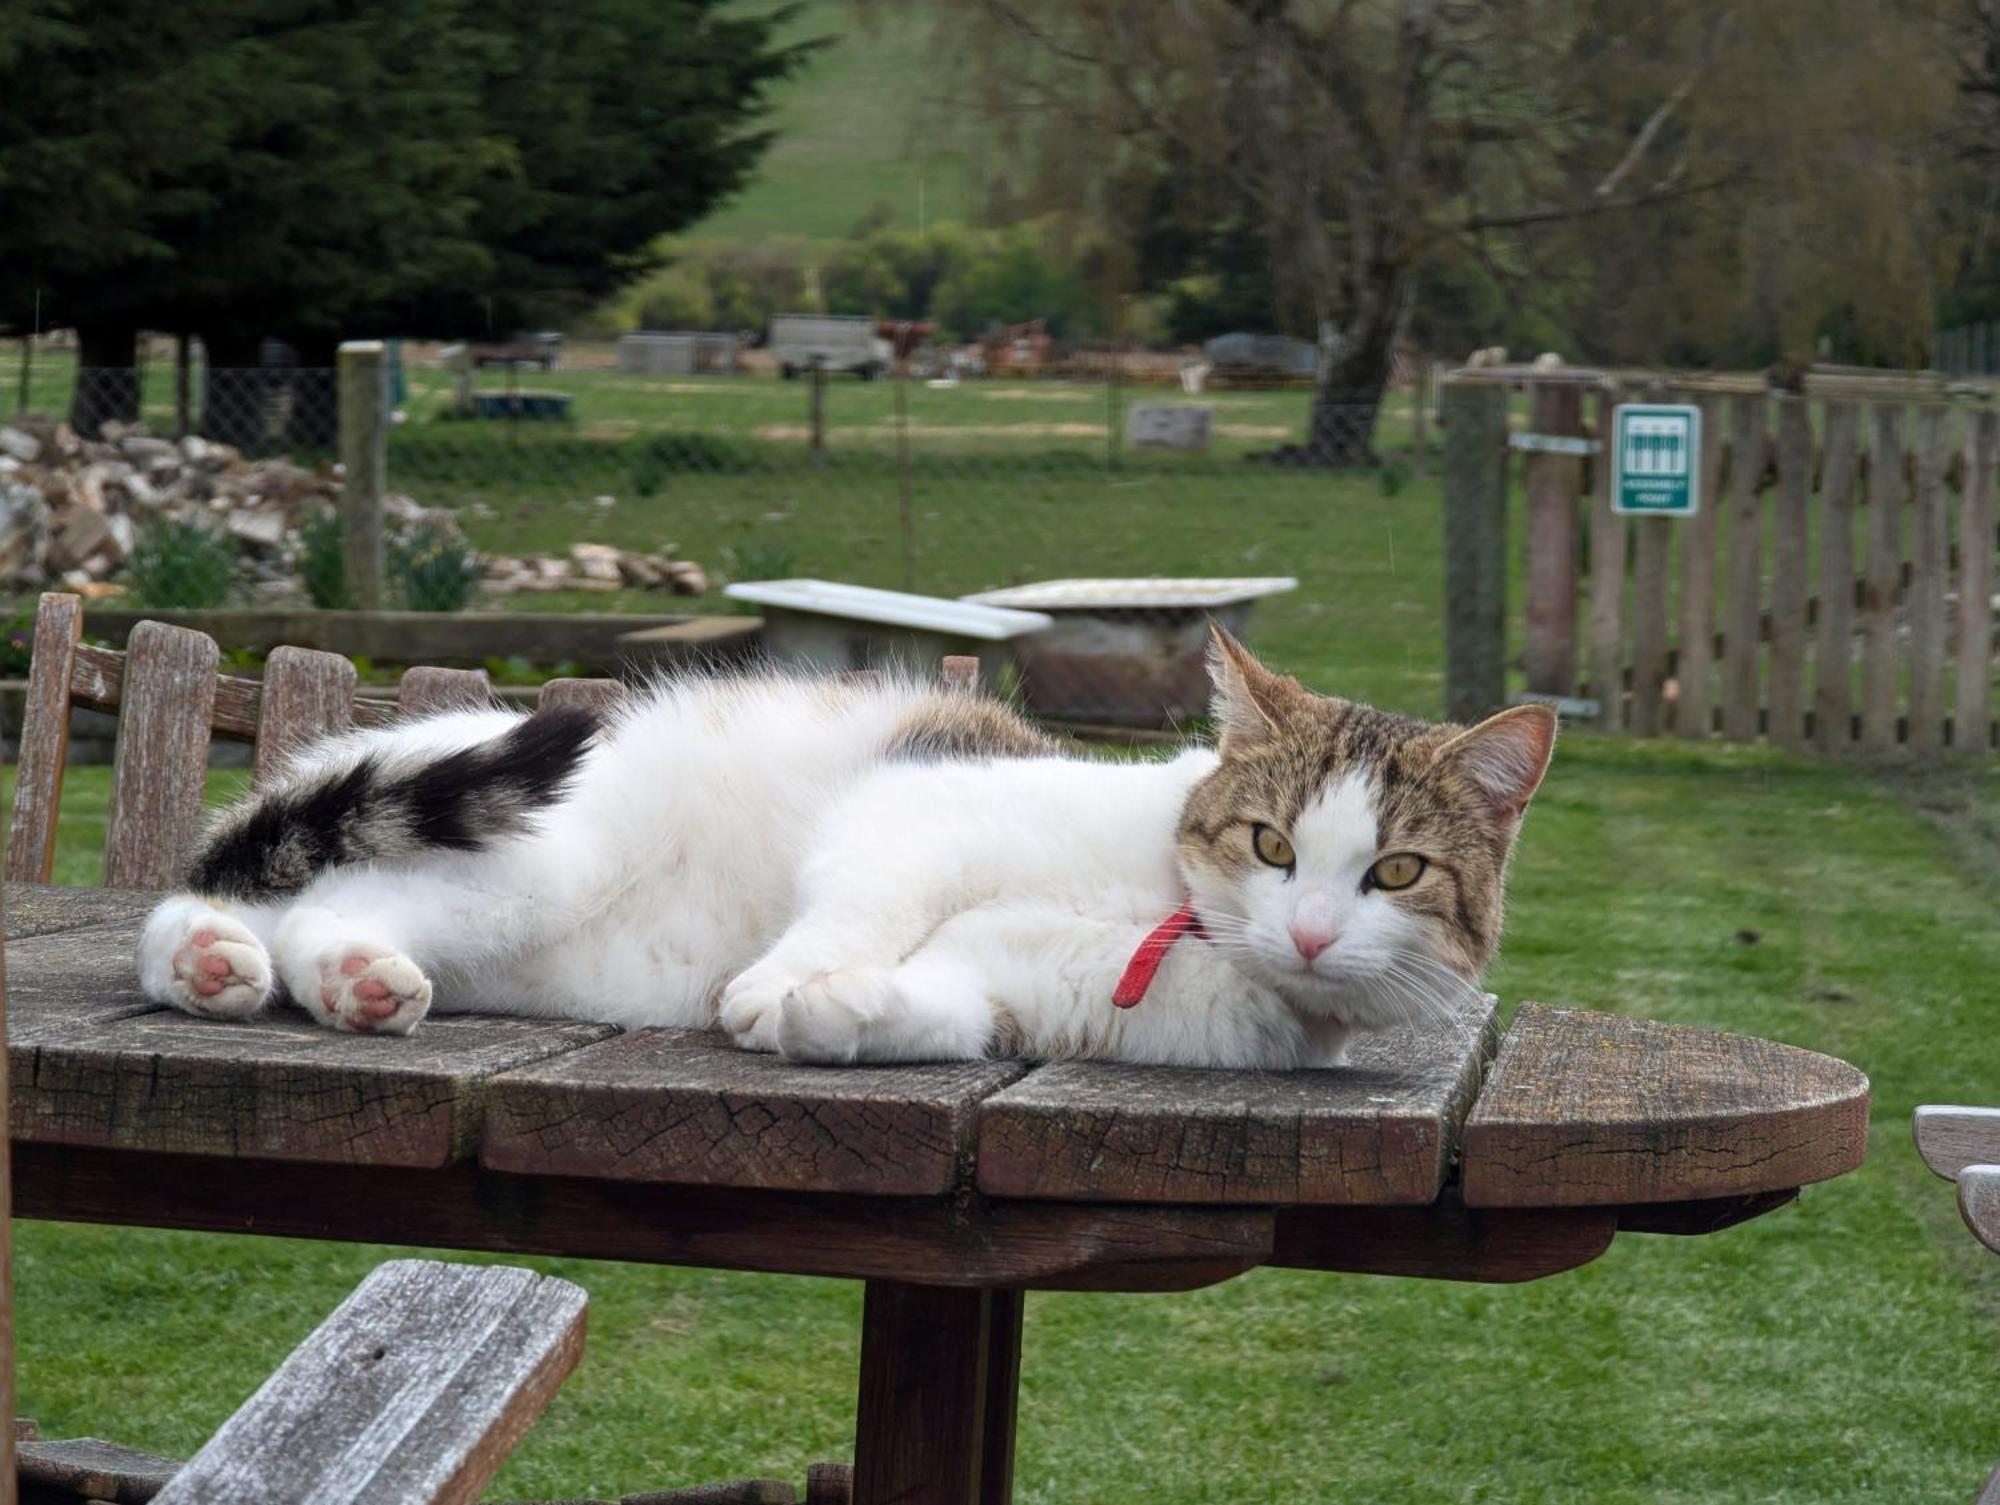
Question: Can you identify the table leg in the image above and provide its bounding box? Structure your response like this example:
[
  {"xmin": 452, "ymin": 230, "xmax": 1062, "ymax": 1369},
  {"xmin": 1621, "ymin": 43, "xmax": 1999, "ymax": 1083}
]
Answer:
[
  {"xmin": 853, "ymin": 1281, "xmax": 1024, "ymax": 1505},
  {"xmin": 978, "ymin": 1288, "xmax": 1024, "ymax": 1505}
]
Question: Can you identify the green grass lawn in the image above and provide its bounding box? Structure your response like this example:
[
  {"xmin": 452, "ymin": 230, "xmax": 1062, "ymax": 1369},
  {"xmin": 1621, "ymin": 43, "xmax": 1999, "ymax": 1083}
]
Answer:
[
  {"xmin": 11, "ymin": 741, "xmax": 2000, "ymax": 1502},
  {"xmin": 8, "ymin": 348, "xmax": 2000, "ymax": 1500}
]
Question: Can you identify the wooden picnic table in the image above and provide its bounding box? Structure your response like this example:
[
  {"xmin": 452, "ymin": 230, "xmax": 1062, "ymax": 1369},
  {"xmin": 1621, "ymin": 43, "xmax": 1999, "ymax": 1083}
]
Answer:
[{"xmin": 3, "ymin": 882, "xmax": 1870, "ymax": 1504}]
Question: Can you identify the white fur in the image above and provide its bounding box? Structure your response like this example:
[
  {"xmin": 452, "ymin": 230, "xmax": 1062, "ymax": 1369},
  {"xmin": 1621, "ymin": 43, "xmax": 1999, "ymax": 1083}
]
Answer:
[{"xmin": 135, "ymin": 675, "xmax": 1471, "ymax": 1067}]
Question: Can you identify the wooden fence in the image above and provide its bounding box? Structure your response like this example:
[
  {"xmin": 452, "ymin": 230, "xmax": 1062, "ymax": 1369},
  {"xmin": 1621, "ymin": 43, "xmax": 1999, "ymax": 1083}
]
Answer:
[{"xmin": 1442, "ymin": 370, "xmax": 1999, "ymax": 758}]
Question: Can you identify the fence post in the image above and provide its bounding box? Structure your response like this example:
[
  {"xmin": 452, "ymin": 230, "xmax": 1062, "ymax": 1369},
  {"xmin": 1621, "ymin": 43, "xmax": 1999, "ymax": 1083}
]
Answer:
[
  {"xmin": 1443, "ymin": 378, "xmax": 1509, "ymax": 723},
  {"xmin": 1522, "ymin": 381, "xmax": 1583, "ymax": 695},
  {"xmin": 337, "ymin": 340, "xmax": 387, "ymax": 611},
  {"xmin": 809, "ymin": 360, "xmax": 827, "ymax": 459},
  {"xmin": 1410, "ymin": 363, "xmax": 1429, "ymax": 474}
]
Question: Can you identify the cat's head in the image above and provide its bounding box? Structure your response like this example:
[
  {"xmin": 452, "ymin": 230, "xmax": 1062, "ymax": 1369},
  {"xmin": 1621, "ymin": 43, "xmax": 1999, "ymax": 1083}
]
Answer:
[{"xmin": 1176, "ymin": 627, "xmax": 1555, "ymax": 1030}]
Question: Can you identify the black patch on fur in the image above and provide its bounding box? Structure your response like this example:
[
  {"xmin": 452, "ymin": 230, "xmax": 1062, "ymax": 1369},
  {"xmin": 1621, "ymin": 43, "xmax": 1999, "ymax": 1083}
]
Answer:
[{"xmin": 187, "ymin": 705, "xmax": 599, "ymax": 898}]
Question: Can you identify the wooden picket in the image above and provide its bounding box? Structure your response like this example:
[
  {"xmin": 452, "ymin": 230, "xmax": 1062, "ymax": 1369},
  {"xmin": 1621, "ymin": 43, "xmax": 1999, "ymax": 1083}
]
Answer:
[{"xmin": 1446, "ymin": 371, "xmax": 2000, "ymax": 762}]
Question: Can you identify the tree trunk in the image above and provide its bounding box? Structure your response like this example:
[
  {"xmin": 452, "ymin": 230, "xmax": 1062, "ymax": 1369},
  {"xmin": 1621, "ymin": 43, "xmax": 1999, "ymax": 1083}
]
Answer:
[
  {"xmin": 283, "ymin": 334, "xmax": 341, "ymax": 451},
  {"xmin": 1255, "ymin": 274, "xmax": 1406, "ymax": 468},
  {"xmin": 68, "ymin": 323, "xmax": 142, "ymax": 438},
  {"xmin": 200, "ymin": 332, "xmax": 278, "ymax": 453}
]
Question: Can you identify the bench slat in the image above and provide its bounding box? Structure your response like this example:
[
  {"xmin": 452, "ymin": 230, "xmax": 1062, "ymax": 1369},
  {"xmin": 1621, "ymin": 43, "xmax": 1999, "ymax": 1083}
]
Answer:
[
  {"xmin": 69, "ymin": 639, "xmax": 399, "ymax": 736},
  {"xmin": 7, "ymin": 592, "xmax": 83, "ymax": 883},
  {"xmin": 399, "ymin": 666, "xmax": 493, "ymax": 715},
  {"xmin": 482, "ymin": 1028, "xmax": 1025, "ymax": 1196},
  {"xmin": 103, "ymin": 622, "xmax": 219, "ymax": 889},
  {"xmin": 975, "ymin": 994, "xmax": 1498, "ymax": 1205},
  {"xmin": 1960, "ymin": 1164, "xmax": 2000, "ymax": 1256},
  {"xmin": 1914, "ymin": 1105, "xmax": 2000, "ymax": 1181},
  {"xmin": 152, "ymin": 1259, "xmax": 586, "ymax": 1505},
  {"xmin": 536, "ymin": 677, "xmax": 627, "ymax": 714},
  {"xmin": 1460, "ymin": 1004, "xmax": 1870, "ymax": 1207},
  {"xmin": 254, "ymin": 645, "xmax": 358, "ymax": 788}
]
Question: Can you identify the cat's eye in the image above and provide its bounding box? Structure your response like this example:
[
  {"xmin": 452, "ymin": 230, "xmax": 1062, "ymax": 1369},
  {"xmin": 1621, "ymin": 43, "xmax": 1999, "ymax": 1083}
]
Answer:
[
  {"xmin": 1368, "ymin": 853, "xmax": 1426, "ymax": 891},
  {"xmin": 1251, "ymin": 823, "xmax": 1295, "ymax": 869}
]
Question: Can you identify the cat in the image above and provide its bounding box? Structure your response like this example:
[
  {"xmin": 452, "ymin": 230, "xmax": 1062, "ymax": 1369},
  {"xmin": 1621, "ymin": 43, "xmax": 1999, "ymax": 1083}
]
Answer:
[{"xmin": 135, "ymin": 627, "xmax": 1554, "ymax": 1070}]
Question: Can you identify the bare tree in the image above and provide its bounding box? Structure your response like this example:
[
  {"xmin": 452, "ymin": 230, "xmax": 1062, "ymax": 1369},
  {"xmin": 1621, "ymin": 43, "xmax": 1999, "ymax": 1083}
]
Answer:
[{"xmin": 911, "ymin": 0, "xmax": 1733, "ymax": 463}]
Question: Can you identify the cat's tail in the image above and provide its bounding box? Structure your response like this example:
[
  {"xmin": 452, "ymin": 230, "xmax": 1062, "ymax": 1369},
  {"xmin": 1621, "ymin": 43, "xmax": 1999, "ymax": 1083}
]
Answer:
[{"xmin": 185, "ymin": 705, "xmax": 600, "ymax": 899}]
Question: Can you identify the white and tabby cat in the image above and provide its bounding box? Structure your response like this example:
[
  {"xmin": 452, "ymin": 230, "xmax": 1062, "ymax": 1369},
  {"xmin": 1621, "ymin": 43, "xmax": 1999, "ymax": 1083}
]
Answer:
[{"xmin": 136, "ymin": 629, "xmax": 1553, "ymax": 1069}]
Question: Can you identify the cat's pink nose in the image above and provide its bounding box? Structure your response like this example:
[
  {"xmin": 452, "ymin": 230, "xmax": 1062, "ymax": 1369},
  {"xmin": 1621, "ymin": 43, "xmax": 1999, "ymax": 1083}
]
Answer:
[{"xmin": 1289, "ymin": 924, "xmax": 1336, "ymax": 962}]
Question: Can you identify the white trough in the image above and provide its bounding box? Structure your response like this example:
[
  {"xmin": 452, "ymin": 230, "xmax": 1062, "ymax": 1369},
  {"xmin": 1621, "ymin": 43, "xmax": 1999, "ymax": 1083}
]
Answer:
[{"xmin": 724, "ymin": 579, "xmax": 1052, "ymax": 688}]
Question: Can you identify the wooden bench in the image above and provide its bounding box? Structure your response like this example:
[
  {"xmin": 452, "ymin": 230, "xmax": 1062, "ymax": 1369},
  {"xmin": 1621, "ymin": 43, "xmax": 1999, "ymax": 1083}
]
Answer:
[
  {"xmin": 13, "ymin": 1260, "xmax": 587, "ymax": 1505},
  {"xmin": 0, "ymin": 593, "xmax": 1872, "ymax": 1504},
  {"xmin": 1915, "ymin": 1104, "xmax": 2000, "ymax": 1504}
]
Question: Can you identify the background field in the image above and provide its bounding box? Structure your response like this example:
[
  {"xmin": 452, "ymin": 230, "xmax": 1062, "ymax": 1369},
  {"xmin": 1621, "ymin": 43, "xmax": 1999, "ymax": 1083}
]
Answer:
[
  {"xmin": 4, "ymin": 380, "xmax": 2000, "ymax": 1493},
  {"xmin": 11, "ymin": 744, "xmax": 2000, "ymax": 1503}
]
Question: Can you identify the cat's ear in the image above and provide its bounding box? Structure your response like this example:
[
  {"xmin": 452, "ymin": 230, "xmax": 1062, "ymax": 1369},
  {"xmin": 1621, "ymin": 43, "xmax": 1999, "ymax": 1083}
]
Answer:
[
  {"xmin": 1207, "ymin": 623, "xmax": 1293, "ymax": 755},
  {"xmin": 1435, "ymin": 704, "xmax": 1557, "ymax": 822}
]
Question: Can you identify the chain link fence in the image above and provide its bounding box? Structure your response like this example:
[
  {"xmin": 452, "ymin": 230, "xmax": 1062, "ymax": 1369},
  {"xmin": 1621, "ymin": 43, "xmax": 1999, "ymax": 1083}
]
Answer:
[{"xmin": 15, "ymin": 347, "xmax": 1443, "ymax": 729}]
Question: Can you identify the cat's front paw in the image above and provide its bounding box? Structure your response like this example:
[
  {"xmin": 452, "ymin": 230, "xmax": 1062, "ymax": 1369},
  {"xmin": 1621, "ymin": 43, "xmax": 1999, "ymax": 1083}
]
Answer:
[
  {"xmin": 141, "ymin": 905, "xmax": 274, "ymax": 1020},
  {"xmin": 313, "ymin": 948, "xmax": 431, "ymax": 1036},
  {"xmin": 718, "ymin": 961, "xmax": 796, "ymax": 1053},
  {"xmin": 777, "ymin": 967, "xmax": 901, "ymax": 1065}
]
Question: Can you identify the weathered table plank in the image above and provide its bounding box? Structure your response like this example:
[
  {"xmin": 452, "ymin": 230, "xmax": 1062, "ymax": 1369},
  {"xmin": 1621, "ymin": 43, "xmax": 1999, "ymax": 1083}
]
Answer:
[
  {"xmin": 974, "ymin": 996, "xmax": 1498, "ymax": 1204},
  {"xmin": 482, "ymin": 1028, "xmax": 1026, "ymax": 1196},
  {"xmin": 5, "ymin": 920, "xmax": 160, "ymax": 1044},
  {"xmin": 1460, "ymin": 1004, "xmax": 1870, "ymax": 1207},
  {"xmin": 18, "ymin": 1435, "xmax": 180, "ymax": 1501},
  {"xmin": 12, "ymin": 1006, "xmax": 613, "ymax": 1167},
  {"xmin": 13, "ymin": 1144, "xmax": 1275, "ymax": 1292},
  {"xmin": 1269, "ymin": 1201, "xmax": 1617, "ymax": 1284},
  {"xmin": 1960, "ymin": 1164, "xmax": 2000, "ymax": 1257},
  {"xmin": 4, "ymin": 882, "xmax": 157, "ymax": 940}
]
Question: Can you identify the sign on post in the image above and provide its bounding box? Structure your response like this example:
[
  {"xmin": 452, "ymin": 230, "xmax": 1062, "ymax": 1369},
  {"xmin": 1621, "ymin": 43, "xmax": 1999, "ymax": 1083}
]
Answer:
[{"xmin": 1612, "ymin": 403, "xmax": 1702, "ymax": 516}]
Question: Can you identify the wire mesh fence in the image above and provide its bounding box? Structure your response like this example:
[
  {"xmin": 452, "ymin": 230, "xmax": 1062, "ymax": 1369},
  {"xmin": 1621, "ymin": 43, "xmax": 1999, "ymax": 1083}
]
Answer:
[{"xmin": 12, "ymin": 349, "xmax": 1445, "ymax": 728}]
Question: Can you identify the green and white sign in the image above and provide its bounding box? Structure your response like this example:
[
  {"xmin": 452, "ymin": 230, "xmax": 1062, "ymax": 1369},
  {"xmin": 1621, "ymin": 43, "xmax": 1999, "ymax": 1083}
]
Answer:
[{"xmin": 1612, "ymin": 403, "xmax": 1702, "ymax": 516}]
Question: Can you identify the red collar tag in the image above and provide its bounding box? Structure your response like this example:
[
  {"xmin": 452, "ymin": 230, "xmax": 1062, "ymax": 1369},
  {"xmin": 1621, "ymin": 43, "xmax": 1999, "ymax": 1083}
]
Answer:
[{"xmin": 1113, "ymin": 903, "xmax": 1207, "ymax": 1008}]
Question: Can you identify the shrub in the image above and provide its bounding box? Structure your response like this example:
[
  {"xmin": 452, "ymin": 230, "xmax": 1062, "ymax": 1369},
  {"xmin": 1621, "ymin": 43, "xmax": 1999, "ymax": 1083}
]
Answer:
[
  {"xmin": 630, "ymin": 432, "xmax": 749, "ymax": 496},
  {"xmin": 392, "ymin": 519, "xmax": 480, "ymax": 612},
  {"xmin": 720, "ymin": 536, "xmax": 797, "ymax": 585},
  {"xmin": 0, "ymin": 610, "xmax": 32, "ymax": 677},
  {"xmin": 128, "ymin": 516, "xmax": 238, "ymax": 608},
  {"xmin": 296, "ymin": 509, "xmax": 348, "ymax": 609},
  {"xmin": 1377, "ymin": 459, "xmax": 1409, "ymax": 497}
]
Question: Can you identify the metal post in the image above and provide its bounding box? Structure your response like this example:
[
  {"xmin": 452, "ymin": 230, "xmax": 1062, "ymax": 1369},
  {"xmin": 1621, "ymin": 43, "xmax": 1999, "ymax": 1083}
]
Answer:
[
  {"xmin": 1443, "ymin": 379, "xmax": 1510, "ymax": 723},
  {"xmin": 896, "ymin": 351, "xmax": 915, "ymax": 590},
  {"xmin": 1106, "ymin": 356, "xmax": 1122, "ymax": 472},
  {"xmin": 337, "ymin": 340, "xmax": 388, "ymax": 611},
  {"xmin": 174, "ymin": 335, "xmax": 192, "ymax": 440}
]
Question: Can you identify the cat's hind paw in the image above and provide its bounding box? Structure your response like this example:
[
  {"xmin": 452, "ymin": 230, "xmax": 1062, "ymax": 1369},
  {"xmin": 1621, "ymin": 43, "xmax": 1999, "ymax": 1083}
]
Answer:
[
  {"xmin": 140, "ymin": 903, "xmax": 273, "ymax": 1021},
  {"xmin": 313, "ymin": 948, "xmax": 431, "ymax": 1036}
]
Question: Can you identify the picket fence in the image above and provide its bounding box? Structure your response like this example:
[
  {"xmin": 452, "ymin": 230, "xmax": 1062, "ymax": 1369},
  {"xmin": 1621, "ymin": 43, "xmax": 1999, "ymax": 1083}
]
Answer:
[{"xmin": 1442, "ymin": 369, "xmax": 1998, "ymax": 758}]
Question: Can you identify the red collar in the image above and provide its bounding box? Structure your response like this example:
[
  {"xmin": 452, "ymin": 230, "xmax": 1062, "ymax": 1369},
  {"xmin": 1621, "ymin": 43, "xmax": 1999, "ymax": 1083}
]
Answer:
[{"xmin": 1113, "ymin": 903, "xmax": 1207, "ymax": 1008}]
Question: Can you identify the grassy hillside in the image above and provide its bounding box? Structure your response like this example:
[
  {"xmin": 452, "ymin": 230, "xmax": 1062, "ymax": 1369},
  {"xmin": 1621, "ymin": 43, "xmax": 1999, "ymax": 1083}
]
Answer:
[{"xmin": 694, "ymin": 0, "xmax": 973, "ymax": 242}]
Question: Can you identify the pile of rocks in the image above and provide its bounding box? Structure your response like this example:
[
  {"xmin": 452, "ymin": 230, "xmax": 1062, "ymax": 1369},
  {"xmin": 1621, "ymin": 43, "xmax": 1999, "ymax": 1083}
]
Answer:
[
  {"xmin": 0, "ymin": 414, "xmax": 348, "ymax": 598},
  {"xmin": 0, "ymin": 415, "xmax": 712, "ymax": 601},
  {"xmin": 482, "ymin": 542, "xmax": 709, "ymax": 596}
]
